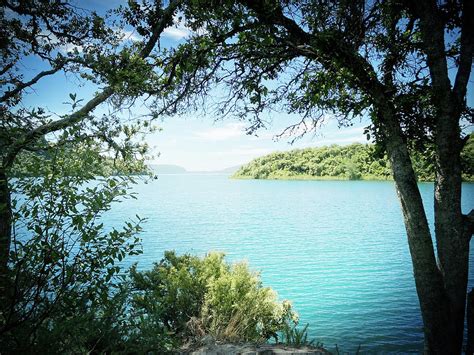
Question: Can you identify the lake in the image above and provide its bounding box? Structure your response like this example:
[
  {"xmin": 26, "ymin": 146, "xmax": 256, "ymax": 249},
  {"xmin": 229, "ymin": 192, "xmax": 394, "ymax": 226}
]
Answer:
[{"xmin": 107, "ymin": 175, "xmax": 474, "ymax": 353}]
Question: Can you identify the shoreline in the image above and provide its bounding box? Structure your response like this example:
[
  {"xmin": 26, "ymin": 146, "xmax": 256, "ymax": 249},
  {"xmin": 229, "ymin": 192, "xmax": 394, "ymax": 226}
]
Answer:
[{"xmin": 231, "ymin": 175, "xmax": 474, "ymax": 183}]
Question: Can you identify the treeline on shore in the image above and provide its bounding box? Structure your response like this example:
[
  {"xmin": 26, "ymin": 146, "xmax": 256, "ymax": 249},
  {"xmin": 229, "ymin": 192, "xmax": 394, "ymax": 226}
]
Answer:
[
  {"xmin": 233, "ymin": 135, "xmax": 474, "ymax": 182},
  {"xmin": 10, "ymin": 143, "xmax": 148, "ymax": 178}
]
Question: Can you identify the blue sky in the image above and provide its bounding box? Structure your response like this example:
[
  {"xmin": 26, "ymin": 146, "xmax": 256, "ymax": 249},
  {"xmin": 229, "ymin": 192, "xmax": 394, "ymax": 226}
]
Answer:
[
  {"xmin": 15, "ymin": 0, "xmax": 371, "ymax": 172},
  {"xmin": 15, "ymin": 1, "xmax": 472, "ymax": 171}
]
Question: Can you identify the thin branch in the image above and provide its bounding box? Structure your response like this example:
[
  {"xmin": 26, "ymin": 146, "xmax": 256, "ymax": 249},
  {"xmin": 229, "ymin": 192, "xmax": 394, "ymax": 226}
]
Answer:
[
  {"xmin": 0, "ymin": 63, "xmax": 15, "ymax": 77},
  {"xmin": 0, "ymin": 65, "xmax": 64, "ymax": 103},
  {"xmin": 3, "ymin": 0, "xmax": 182, "ymax": 169},
  {"xmin": 453, "ymin": 0, "xmax": 474, "ymax": 103}
]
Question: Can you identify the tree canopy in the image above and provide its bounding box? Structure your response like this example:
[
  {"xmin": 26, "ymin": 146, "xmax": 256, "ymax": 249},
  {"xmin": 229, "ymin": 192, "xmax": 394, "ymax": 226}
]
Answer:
[
  {"xmin": 0, "ymin": 0, "xmax": 187, "ymax": 349},
  {"xmin": 168, "ymin": 1, "xmax": 474, "ymax": 353}
]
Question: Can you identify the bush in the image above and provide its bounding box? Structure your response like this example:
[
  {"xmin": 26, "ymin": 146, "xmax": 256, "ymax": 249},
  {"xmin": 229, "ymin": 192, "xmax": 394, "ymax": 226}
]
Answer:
[
  {"xmin": 129, "ymin": 251, "xmax": 298, "ymax": 344},
  {"xmin": 2, "ymin": 246, "xmax": 298, "ymax": 353},
  {"xmin": 202, "ymin": 261, "xmax": 296, "ymax": 342}
]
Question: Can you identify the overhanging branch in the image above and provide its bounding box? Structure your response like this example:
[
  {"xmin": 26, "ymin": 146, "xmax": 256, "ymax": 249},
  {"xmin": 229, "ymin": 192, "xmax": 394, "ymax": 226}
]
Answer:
[
  {"xmin": 465, "ymin": 209, "xmax": 474, "ymax": 241},
  {"xmin": 0, "ymin": 65, "xmax": 64, "ymax": 103},
  {"xmin": 453, "ymin": 0, "xmax": 474, "ymax": 104},
  {"xmin": 3, "ymin": 0, "xmax": 182, "ymax": 169}
]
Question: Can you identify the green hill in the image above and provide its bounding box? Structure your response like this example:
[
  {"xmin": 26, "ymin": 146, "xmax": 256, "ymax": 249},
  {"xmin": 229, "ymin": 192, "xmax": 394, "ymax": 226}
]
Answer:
[
  {"xmin": 149, "ymin": 164, "xmax": 187, "ymax": 174},
  {"xmin": 233, "ymin": 137, "xmax": 474, "ymax": 182}
]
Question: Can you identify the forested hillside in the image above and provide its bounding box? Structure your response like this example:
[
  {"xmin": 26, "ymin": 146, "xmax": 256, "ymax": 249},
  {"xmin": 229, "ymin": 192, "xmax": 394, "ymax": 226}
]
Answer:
[
  {"xmin": 234, "ymin": 137, "xmax": 474, "ymax": 182},
  {"xmin": 10, "ymin": 143, "xmax": 148, "ymax": 177}
]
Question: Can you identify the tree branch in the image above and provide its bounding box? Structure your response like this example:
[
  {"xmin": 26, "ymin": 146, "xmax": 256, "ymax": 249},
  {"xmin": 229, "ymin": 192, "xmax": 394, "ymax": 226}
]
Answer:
[
  {"xmin": 464, "ymin": 209, "xmax": 474, "ymax": 241},
  {"xmin": 408, "ymin": 0, "xmax": 452, "ymax": 98},
  {"xmin": 0, "ymin": 65, "xmax": 64, "ymax": 103},
  {"xmin": 3, "ymin": 0, "xmax": 182, "ymax": 169},
  {"xmin": 3, "ymin": 88, "xmax": 114, "ymax": 169},
  {"xmin": 0, "ymin": 63, "xmax": 14, "ymax": 77},
  {"xmin": 237, "ymin": 0, "xmax": 389, "ymax": 109},
  {"xmin": 453, "ymin": 0, "xmax": 474, "ymax": 104}
]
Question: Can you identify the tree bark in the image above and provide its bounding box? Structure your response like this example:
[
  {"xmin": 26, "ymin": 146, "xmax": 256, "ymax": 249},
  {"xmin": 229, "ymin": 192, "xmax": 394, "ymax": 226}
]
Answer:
[
  {"xmin": 395, "ymin": 0, "xmax": 473, "ymax": 351},
  {"xmin": 378, "ymin": 108, "xmax": 454, "ymax": 354},
  {"xmin": 467, "ymin": 289, "xmax": 474, "ymax": 354},
  {"xmin": 433, "ymin": 106, "xmax": 467, "ymax": 354},
  {"xmin": 411, "ymin": 0, "xmax": 472, "ymax": 350},
  {"xmin": 0, "ymin": 168, "xmax": 12, "ymax": 304}
]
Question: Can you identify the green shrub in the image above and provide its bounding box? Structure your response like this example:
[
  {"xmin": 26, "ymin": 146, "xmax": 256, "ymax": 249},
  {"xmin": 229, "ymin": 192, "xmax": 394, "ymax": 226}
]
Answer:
[
  {"xmin": 129, "ymin": 251, "xmax": 298, "ymax": 343},
  {"xmin": 282, "ymin": 323, "xmax": 315, "ymax": 348},
  {"xmin": 202, "ymin": 261, "xmax": 297, "ymax": 342},
  {"xmin": 2, "ymin": 249, "xmax": 298, "ymax": 353}
]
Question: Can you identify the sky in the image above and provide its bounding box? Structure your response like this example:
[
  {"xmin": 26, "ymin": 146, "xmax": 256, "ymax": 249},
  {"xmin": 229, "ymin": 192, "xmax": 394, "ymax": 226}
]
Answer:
[
  {"xmin": 13, "ymin": 0, "xmax": 473, "ymax": 172},
  {"xmin": 14, "ymin": 0, "xmax": 372, "ymax": 172}
]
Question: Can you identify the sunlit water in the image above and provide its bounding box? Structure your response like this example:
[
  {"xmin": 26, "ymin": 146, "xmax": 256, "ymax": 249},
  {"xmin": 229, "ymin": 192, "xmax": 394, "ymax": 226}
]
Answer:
[{"xmin": 105, "ymin": 175, "xmax": 474, "ymax": 353}]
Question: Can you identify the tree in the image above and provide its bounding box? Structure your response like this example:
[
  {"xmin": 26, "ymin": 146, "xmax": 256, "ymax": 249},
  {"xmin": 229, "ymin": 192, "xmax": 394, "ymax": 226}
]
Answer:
[
  {"xmin": 0, "ymin": 144, "xmax": 144, "ymax": 352},
  {"xmin": 0, "ymin": 0, "xmax": 192, "ymax": 340},
  {"xmin": 171, "ymin": 0, "xmax": 474, "ymax": 352}
]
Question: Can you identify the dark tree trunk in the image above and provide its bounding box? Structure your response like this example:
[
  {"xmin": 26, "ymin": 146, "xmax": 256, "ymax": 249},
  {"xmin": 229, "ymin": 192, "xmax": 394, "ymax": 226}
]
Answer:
[
  {"xmin": 378, "ymin": 107, "xmax": 455, "ymax": 354},
  {"xmin": 433, "ymin": 106, "xmax": 468, "ymax": 354},
  {"xmin": 389, "ymin": 0, "xmax": 473, "ymax": 351},
  {"xmin": 0, "ymin": 168, "xmax": 12, "ymax": 302},
  {"xmin": 467, "ymin": 289, "xmax": 474, "ymax": 354},
  {"xmin": 382, "ymin": 107, "xmax": 471, "ymax": 353}
]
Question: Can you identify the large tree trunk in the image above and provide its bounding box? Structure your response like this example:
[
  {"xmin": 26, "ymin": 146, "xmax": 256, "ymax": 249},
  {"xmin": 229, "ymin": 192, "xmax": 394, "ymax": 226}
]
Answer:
[
  {"xmin": 380, "ymin": 109, "xmax": 456, "ymax": 353},
  {"xmin": 410, "ymin": 0, "xmax": 473, "ymax": 349},
  {"xmin": 0, "ymin": 168, "xmax": 12, "ymax": 303},
  {"xmin": 433, "ymin": 107, "xmax": 468, "ymax": 354}
]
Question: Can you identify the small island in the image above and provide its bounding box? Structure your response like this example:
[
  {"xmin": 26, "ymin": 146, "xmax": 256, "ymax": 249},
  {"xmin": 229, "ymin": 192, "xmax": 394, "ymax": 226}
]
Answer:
[{"xmin": 233, "ymin": 138, "xmax": 474, "ymax": 182}]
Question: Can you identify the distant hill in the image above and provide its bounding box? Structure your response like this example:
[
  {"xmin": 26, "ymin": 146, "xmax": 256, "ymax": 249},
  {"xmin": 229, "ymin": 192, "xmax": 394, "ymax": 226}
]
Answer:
[
  {"xmin": 218, "ymin": 165, "xmax": 242, "ymax": 174},
  {"xmin": 149, "ymin": 164, "xmax": 187, "ymax": 174},
  {"xmin": 148, "ymin": 164, "xmax": 242, "ymax": 175},
  {"xmin": 233, "ymin": 138, "xmax": 474, "ymax": 182},
  {"xmin": 190, "ymin": 165, "xmax": 242, "ymax": 175}
]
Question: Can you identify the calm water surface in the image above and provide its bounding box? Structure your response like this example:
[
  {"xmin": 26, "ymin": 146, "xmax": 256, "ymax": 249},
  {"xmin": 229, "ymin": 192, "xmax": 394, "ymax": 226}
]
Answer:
[{"xmin": 106, "ymin": 175, "xmax": 474, "ymax": 353}]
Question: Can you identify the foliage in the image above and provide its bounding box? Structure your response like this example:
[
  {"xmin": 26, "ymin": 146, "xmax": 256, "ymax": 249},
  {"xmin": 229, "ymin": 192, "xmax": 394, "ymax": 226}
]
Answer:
[
  {"xmin": 0, "ymin": 2, "xmax": 187, "ymax": 351},
  {"xmin": 281, "ymin": 323, "xmax": 315, "ymax": 348},
  {"xmin": 461, "ymin": 135, "xmax": 474, "ymax": 180},
  {"xmin": 202, "ymin": 259, "xmax": 296, "ymax": 342},
  {"xmin": 234, "ymin": 143, "xmax": 390, "ymax": 181},
  {"xmin": 129, "ymin": 251, "xmax": 298, "ymax": 344},
  {"xmin": 234, "ymin": 138, "xmax": 474, "ymax": 182},
  {"xmin": 9, "ymin": 141, "xmax": 148, "ymax": 178},
  {"xmin": 129, "ymin": 251, "xmax": 211, "ymax": 335},
  {"xmin": 0, "ymin": 141, "xmax": 144, "ymax": 353}
]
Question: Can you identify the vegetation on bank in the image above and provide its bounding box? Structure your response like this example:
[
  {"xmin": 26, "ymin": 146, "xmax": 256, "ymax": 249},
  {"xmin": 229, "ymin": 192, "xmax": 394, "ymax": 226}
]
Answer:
[
  {"xmin": 1, "ymin": 249, "xmax": 303, "ymax": 353},
  {"xmin": 2, "ymin": 136, "xmax": 309, "ymax": 353},
  {"xmin": 233, "ymin": 137, "xmax": 474, "ymax": 182}
]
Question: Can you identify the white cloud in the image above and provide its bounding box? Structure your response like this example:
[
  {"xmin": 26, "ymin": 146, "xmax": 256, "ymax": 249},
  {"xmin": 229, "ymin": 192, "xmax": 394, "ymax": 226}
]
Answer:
[
  {"xmin": 194, "ymin": 123, "xmax": 247, "ymax": 141},
  {"xmin": 163, "ymin": 14, "xmax": 192, "ymax": 40},
  {"xmin": 35, "ymin": 30, "xmax": 83, "ymax": 54},
  {"xmin": 212, "ymin": 147, "xmax": 273, "ymax": 157},
  {"xmin": 163, "ymin": 26, "xmax": 191, "ymax": 39},
  {"xmin": 120, "ymin": 29, "xmax": 142, "ymax": 42},
  {"xmin": 58, "ymin": 43, "xmax": 83, "ymax": 53}
]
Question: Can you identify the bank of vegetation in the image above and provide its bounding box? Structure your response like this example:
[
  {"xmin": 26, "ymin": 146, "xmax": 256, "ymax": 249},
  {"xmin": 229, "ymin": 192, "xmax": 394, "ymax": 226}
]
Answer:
[
  {"xmin": 1, "ymin": 248, "xmax": 312, "ymax": 353},
  {"xmin": 233, "ymin": 137, "xmax": 474, "ymax": 182}
]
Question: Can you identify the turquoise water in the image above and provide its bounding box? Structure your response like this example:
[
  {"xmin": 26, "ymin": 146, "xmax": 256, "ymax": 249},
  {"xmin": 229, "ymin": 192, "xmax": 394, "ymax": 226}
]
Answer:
[{"xmin": 107, "ymin": 175, "xmax": 474, "ymax": 353}]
